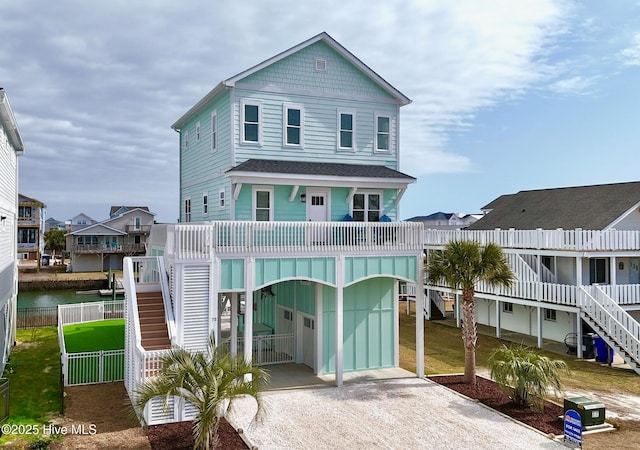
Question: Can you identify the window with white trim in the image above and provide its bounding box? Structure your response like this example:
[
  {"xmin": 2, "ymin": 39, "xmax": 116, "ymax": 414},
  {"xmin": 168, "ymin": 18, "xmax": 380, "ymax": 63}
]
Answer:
[
  {"xmin": 352, "ymin": 192, "xmax": 381, "ymax": 222},
  {"xmin": 203, "ymin": 192, "xmax": 208, "ymax": 216},
  {"xmin": 337, "ymin": 110, "xmax": 355, "ymax": 150},
  {"xmin": 211, "ymin": 111, "xmax": 218, "ymax": 152},
  {"xmin": 544, "ymin": 308, "xmax": 556, "ymax": 321},
  {"xmin": 503, "ymin": 302, "xmax": 513, "ymax": 313},
  {"xmin": 315, "ymin": 58, "xmax": 327, "ymax": 72},
  {"xmin": 253, "ymin": 187, "xmax": 273, "ymax": 221},
  {"xmin": 241, "ymin": 100, "xmax": 262, "ymax": 144},
  {"xmin": 284, "ymin": 104, "xmax": 303, "ymax": 147},
  {"xmin": 184, "ymin": 198, "xmax": 191, "ymax": 223},
  {"xmin": 375, "ymin": 115, "xmax": 390, "ymax": 152},
  {"xmin": 195, "ymin": 122, "xmax": 201, "ymax": 142},
  {"xmin": 219, "ymin": 188, "xmax": 225, "ymax": 209},
  {"xmin": 183, "ymin": 130, "xmax": 189, "ymax": 149}
]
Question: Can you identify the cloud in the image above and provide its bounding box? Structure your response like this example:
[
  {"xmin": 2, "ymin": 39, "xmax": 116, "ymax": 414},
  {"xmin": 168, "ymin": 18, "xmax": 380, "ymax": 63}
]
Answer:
[
  {"xmin": 621, "ymin": 32, "xmax": 640, "ymax": 66},
  {"xmin": 547, "ymin": 75, "xmax": 600, "ymax": 95}
]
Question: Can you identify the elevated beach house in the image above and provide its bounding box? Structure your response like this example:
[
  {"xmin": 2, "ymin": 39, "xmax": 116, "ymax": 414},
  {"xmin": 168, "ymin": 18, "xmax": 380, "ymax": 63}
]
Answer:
[
  {"xmin": 0, "ymin": 88, "xmax": 24, "ymax": 374},
  {"xmin": 66, "ymin": 207, "xmax": 154, "ymax": 272},
  {"xmin": 423, "ymin": 181, "xmax": 640, "ymax": 374},
  {"xmin": 123, "ymin": 32, "xmax": 425, "ymax": 424},
  {"xmin": 17, "ymin": 193, "xmax": 46, "ymax": 261}
]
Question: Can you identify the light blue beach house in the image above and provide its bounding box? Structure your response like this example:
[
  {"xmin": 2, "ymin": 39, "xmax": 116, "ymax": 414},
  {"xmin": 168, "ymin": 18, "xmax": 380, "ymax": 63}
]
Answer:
[{"xmin": 124, "ymin": 32, "xmax": 425, "ymax": 425}]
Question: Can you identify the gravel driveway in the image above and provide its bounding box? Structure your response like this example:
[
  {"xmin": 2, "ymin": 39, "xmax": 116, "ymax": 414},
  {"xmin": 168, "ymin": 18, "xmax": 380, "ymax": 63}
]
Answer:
[{"xmin": 228, "ymin": 377, "xmax": 563, "ymax": 449}]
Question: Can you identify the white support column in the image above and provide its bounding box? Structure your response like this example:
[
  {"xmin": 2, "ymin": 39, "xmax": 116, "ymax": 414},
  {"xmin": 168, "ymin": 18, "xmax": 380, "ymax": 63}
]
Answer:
[
  {"xmin": 335, "ymin": 256, "xmax": 344, "ymax": 387},
  {"xmin": 415, "ymin": 255, "xmax": 425, "ymax": 378},
  {"xmin": 537, "ymin": 306, "xmax": 543, "ymax": 349},
  {"xmin": 495, "ymin": 300, "xmax": 501, "ymax": 339},
  {"xmin": 394, "ymin": 279, "xmax": 400, "ymax": 368},
  {"xmin": 315, "ymin": 282, "xmax": 323, "ymax": 375},
  {"xmin": 576, "ymin": 256, "xmax": 583, "ymax": 359},
  {"xmin": 244, "ymin": 258, "xmax": 254, "ymax": 365},
  {"xmin": 610, "ymin": 256, "xmax": 617, "ymax": 286},
  {"xmin": 230, "ymin": 292, "xmax": 238, "ymax": 356},
  {"xmin": 455, "ymin": 293, "xmax": 461, "ymax": 328}
]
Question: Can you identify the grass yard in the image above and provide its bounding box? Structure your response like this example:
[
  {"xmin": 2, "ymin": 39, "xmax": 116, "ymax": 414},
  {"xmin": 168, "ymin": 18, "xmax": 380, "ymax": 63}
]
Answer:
[
  {"xmin": 1, "ymin": 327, "xmax": 63, "ymax": 448},
  {"xmin": 63, "ymin": 319, "xmax": 125, "ymax": 352}
]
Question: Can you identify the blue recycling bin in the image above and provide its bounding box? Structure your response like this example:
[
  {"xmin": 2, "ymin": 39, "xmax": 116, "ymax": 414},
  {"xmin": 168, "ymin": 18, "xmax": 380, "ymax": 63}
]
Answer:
[{"xmin": 593, "ymin": 337, "xmax": 614, "ymax": 363}]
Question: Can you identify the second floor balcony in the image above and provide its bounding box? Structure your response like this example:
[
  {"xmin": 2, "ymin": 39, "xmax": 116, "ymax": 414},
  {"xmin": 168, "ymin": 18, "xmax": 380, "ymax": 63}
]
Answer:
[{"xmin": 71, "ymin": 243, "xmax": 146, "ymax": 254}]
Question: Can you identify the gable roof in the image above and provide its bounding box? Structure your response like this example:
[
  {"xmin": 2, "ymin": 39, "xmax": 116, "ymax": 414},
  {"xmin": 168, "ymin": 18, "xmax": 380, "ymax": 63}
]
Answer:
[
  {"xmin": 225, "ymin": 159, "xmax": 415, "ymax": 190},
  {"xmin": 67, "ymin": 222, "xmax": 127, "ymax": 236},
  {"xmin": 18, "ymin": 193, "xmax": 46, "ymax": 207},
  {"xmin": 172, "ymin": 32, "xmax": 411, "ymax": 130},
  {"xmin": 468, "ymin": 181, "xmax": 640, "ymax": 231},
  {"xmin": 109, "ymin": 206, "xmax": 151, "ymax": 218},
  {"xmin": 407, "ymin": 212, "xmax": 454, "ymax": 222},
  {"xmin": 0, "ymin": 88, "xmax": 24, "ymax": 154}
]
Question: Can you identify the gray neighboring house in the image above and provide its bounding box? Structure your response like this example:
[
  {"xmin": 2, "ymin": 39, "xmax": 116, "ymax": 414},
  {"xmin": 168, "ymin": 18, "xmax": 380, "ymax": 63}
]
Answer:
[
  {"xmin": 406, "ymin": 211, "xmax": 481, "ymax": 230},
  {"xmin": 66, "ymin": 207, "xmax": 155, "ymax": 272},
  {"xmin": 45, "ymin": 217, "xmax": 67, "ymax": 232},
  {"xmin": 0, "ymin": 88, "xmax": 24, "ymax": 374}
]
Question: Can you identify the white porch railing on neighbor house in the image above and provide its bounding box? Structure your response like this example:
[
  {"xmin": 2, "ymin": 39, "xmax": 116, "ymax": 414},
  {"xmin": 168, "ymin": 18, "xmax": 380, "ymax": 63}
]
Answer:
[
  {"xmin": 58, "ymin": 301, "xmax": 125, "ymax": 386},
  {"xmin": 167, "ymin": 222, "xmax": 424, "ymax": 260},
  {"xmin": 424, "ymin": 228, "xmax": 640, "ymax": 251},
  {"xmin": 237, "ymin": 333, "xmax": 295, "ymax": 365},
  {"xmin": 598, "ymin": 284, "xmax": 640, "ymax": 306},
  {"xmin": 580, "ymin": 286, "xmax": 640, "ymax": 371}
]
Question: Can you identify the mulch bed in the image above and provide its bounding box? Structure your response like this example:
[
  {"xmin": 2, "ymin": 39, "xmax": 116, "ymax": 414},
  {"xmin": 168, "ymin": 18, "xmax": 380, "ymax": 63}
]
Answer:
[
  {"xmin": 429, "ymin": 375, "xmax": 565, "ymax": 435},
  {"xmin": 148, "ymin": 418, "xmax": 248, "ymax": 449}
]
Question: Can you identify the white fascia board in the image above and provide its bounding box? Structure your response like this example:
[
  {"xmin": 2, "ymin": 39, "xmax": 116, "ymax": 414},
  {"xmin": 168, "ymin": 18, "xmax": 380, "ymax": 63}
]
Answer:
[
  {"xmin": 0, "ymin": 89, "xmax": 25, "ymax": 153},
  {"xmin": 226, "ymin": 172, "xmax": 415, "ymax": 189},
  {"xmin": 171, "ymin": 82, "xmax": 228, "ymax": 131},
  {"xmin": 69, "ymin": 223, "xmax": 127, "ymax": 235},
  {"xmin": 605, "ymin": 199, "xmax": 640, "ymax": 230}
]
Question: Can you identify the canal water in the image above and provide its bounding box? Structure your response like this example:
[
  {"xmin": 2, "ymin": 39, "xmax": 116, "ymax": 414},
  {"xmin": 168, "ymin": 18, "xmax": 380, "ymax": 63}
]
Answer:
[{"xmin": 17, "ymin": 290, "xmax": 108, "ymax": 308}]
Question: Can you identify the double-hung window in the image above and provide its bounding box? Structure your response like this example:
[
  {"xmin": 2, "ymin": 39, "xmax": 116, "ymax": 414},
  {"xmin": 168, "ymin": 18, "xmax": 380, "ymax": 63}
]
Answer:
[
  {"xmin": 183, "ymin": 130, "xmax": 189, "ymax": 149},
  {"xmin": 184, "ymin": 198, "xmax": 191, "ymax": 223},
  {"xmin": 352, "ymin": 192, "xmax": 381, "ymax": 222},
  {"xmin": 375, "ymin": 115, "xmax": 390, "ymax": 152},
  {"xmin": 203, "ymin": 192, "xmax": 208, "ymax": 216},
  {"xmin": 284, "ymin": 104, "xmax": 303, "ymax": 147},
  {"xmin": 337, "ymin": 110, "xmax": 355, "ymax": 151},
  {"xmin": 195, "ymin": 122, "xmax": 201, "ymax": 142},
  {"xmin": 219, "ymin": 188, "xmax": 225, "ymax": 209},
  {"xmin": 211, "ymin": 111, "xmax": 218, "ymax": 152},
  {"xmin": 253, "ymin": 187, "xmax": 273, "ymax": 221},
  {"xmin": 241, "ymin": 100, "xmax": 262, "ymax": 144}
]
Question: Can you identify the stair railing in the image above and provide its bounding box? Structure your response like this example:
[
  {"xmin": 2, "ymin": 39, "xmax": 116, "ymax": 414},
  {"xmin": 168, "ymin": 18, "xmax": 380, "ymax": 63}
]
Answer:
[
  {"xmin": 579, "ymin": 286, "xmax": 640, "ymax": 366},
  {"xmin": 157, "ymin": 256, "xmax": 176, "ymax": 345}
]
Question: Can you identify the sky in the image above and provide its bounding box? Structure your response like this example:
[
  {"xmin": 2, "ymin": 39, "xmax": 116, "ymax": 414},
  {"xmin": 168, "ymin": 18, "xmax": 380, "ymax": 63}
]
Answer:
[{"xmin": 2, "ymin": 0, "xmax": 640, "ymax": 223}]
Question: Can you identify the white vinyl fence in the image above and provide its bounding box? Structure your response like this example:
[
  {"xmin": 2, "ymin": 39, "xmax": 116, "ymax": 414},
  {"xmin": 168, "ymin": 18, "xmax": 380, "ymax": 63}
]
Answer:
[{"xmin": 58, "ymin": 301, "xmax": 125, "ymax": 386}]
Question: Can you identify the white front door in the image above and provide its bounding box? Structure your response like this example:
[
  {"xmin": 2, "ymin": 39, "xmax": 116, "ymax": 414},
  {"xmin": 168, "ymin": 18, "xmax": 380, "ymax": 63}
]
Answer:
[
  {"xmin": 297, "ymin": 312, "xmax": 316, "ymax": 371},
  {"xmin": 307, "ymin": 192, "xmax": 328, "ymax": 222}
]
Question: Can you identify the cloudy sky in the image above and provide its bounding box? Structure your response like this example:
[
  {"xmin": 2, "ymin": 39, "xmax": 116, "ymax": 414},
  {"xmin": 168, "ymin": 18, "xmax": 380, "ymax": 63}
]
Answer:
[{"xmin": 2, "ymin": 0, "xmax": 640, "ymax": 223}]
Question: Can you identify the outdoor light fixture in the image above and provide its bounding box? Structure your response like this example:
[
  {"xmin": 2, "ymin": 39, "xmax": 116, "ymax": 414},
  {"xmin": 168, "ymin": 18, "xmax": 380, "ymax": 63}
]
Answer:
[
  {"xmin": 619, "ymin": 262, "xmax": 624, "ymax": 270},
  {"xmin": 300, "ymin": 193, "xmax": 306, "ymax": 203}
]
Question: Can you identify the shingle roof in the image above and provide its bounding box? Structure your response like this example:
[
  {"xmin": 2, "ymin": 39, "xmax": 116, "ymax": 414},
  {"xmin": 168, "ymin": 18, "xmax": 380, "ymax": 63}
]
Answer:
[
  {"xmin": 468, "ymin": 181, "xmax": 640, "ymax": 230},
  {"xmin": 226, "ymin": 159, "xmax": 415, "ymax": 180}
]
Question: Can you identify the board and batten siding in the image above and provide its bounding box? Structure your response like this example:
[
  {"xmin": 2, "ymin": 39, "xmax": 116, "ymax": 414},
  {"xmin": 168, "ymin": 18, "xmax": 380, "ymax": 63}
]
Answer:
[{"xmin": 180, "ymin": 265, "xmax": 211, "ymax": 351}]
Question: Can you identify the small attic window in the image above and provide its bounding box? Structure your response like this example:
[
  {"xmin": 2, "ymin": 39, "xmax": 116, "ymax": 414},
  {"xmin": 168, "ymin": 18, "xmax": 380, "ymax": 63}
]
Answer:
[{"xmin": 315, "ymin": 58, "xmax": 327, "ymax": 72}]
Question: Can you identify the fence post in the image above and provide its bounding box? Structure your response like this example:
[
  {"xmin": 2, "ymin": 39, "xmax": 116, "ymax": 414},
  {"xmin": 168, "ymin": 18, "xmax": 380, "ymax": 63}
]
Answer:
[{"xmin": 99, "ymin": 351, "xmax": 104, "ymax": 383}]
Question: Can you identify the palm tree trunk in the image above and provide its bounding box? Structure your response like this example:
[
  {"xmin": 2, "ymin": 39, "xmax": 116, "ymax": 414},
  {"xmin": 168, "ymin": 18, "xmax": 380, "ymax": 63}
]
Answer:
[{"xmin": 461, "ymin": 287, "xmax": 477, "ymax": 386}]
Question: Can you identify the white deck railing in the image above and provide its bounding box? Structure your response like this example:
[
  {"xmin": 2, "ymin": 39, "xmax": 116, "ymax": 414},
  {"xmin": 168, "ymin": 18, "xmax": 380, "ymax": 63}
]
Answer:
[
  {"xmin": 168, "ymin": 222, "xmax": 424, "ymax": 260},
  {"xmin": 58, "ymin": 300, "xmax": 124, "ymax": 326},
  {"xmin": 424, "ymin": 228, "xmax": 640, "ymax": 251},
  {"xmin": 237, "ymin": 333, "xmax": 295, "ymax": 365},
  {"xmin": 580, "ymin": 286, "xmax": 640, "ymax": 366}
]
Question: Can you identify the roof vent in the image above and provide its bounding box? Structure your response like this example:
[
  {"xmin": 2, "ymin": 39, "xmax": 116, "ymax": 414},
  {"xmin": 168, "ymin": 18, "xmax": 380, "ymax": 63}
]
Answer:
[{"xmin": 315, "ymin": 58, "xmax": 327, "ymax": 72}]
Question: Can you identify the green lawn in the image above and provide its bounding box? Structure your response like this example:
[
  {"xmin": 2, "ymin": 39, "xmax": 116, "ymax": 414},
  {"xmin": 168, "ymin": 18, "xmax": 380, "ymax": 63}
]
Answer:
[{"xmin": 62, "ymin": 319, "xmax": 125, "ymax": 352}]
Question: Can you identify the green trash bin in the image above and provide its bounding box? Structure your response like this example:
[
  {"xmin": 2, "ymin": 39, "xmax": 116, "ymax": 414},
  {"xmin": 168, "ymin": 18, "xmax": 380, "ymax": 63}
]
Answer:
[{"xmin": 564, "ymin": 396, "xmax": 605, "ymax": 427}]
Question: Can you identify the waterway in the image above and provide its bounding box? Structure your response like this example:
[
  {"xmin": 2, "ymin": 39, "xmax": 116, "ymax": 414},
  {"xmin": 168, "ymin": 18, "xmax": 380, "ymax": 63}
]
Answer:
[{"xmin": 17, "ymin": 290, "xmax": 106, "ymax": 308}]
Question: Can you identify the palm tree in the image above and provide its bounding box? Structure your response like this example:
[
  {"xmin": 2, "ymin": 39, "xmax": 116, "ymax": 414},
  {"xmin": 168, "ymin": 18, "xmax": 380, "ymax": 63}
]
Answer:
[
  {"xmin": 426, "ymin": 240, "xmax": 514, "ymax": 385},
  {"xmin": 134, "ymin": 335, "xmax": 269, "ymax": 449},
  {"xmin": 488, "ymin": 344, "xmax": 569, "ymax": 410}
]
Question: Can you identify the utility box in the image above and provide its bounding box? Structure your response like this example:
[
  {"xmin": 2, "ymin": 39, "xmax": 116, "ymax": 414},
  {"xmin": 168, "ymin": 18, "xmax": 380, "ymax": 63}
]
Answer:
[{"xmin": 564, "ymin": 396, "xmax": 605, "ymax": 427}]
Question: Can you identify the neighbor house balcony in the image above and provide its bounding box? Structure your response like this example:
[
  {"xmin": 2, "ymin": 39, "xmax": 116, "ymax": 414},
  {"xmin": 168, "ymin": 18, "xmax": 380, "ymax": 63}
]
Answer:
[
  {"xmin": 424, "ymin": 228, "xmax": 640, "ymax": 252},
  {"xmin": 166, "ymin": 221, "xmax": 424, "ymax": 261},
  {"xmin": 71, "ymin": 243, "xmax": 146, "ymax": 254},
  {"xmin": 126, "ymin": 225, "xmax": 152, "ymax": 234}
]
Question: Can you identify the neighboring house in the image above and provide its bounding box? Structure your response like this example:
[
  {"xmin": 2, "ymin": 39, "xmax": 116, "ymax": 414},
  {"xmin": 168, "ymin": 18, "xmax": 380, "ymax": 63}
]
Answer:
[
  {"xmin": 66, "ymin": 207, "xmax": 155, "ymax": 272},
  {"xmin": 406, "ymin": 212, "xmax": 481, "ymax": 230},
  {"xmin": 124, "ymin": 32, "xmax": 425, "ymax": 425},
  {"xmin": 68, "ymin": 213, "xmax": 97, "ymax": 232},
  {"xmin": 44, "ymin": 217, "xmax": 67, "ymax": 232},
  {"xmin": 0, "ymin": 88, "xmax": 25, "ymax": 374},
  {"xmin": 423, "ymin": 181, "xmax": 640, "ymax": 375},
  {"xmin": 17, "ymin": 194, "xmax": 46, "ymax": 260}
]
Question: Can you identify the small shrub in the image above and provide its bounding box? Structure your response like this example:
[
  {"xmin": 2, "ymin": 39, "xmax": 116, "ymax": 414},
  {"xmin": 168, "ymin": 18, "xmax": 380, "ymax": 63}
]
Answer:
[{"xmin": 488, "ymin": 344, "xmax": 569, "ymax": 410}]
